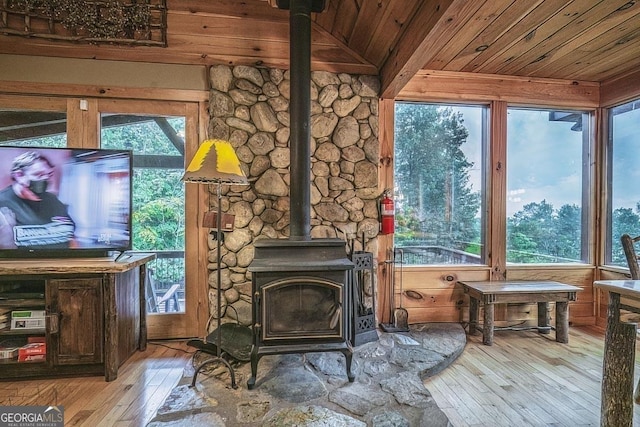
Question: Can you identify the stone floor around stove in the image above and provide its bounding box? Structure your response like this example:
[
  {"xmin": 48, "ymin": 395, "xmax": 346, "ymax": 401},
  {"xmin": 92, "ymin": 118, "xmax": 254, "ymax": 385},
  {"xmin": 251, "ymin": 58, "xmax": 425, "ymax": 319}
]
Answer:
[{"xmin": 147, "ymin": 323, "xmax": 466, "ymax": 426}]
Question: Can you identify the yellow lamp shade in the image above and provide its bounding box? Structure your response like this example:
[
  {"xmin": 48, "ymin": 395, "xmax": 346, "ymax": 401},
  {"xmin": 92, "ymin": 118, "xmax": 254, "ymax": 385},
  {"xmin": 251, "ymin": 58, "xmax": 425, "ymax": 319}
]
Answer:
[{"xmin": 182, "ymin": 139, "xmax": 248, "ymax": 184}]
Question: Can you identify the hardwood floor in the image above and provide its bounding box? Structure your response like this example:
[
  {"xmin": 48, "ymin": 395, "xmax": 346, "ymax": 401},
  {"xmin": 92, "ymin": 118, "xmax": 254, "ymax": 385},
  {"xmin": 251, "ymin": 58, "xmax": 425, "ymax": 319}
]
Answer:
[
  {"xmin": 0, "ymin": 340, "xmax": 193, "ymax": 427},
  {"xmin": 0, "ymin": 327, "xmax": 638, "ymax": 426},
  {"xmin": 426, "ymin": 326, "xmax": 640, "ymax": 427}
]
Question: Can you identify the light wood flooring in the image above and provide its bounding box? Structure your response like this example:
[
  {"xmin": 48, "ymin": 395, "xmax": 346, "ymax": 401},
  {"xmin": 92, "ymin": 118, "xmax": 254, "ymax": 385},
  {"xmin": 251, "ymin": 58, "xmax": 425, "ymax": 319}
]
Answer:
[
  {"xmin": 0, "ymin": 327, "xmax": 639, "ymax": 426},
  {"xmin": 426, "ymin": 325, "xmax": 640, "ymax": 426}
]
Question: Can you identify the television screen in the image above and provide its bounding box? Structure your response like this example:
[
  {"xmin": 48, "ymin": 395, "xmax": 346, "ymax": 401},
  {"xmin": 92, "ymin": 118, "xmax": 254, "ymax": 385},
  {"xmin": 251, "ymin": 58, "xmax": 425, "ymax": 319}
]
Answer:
[{"xmin": 0, "ymin": 146, "xmax": 132, "ymax": 258}]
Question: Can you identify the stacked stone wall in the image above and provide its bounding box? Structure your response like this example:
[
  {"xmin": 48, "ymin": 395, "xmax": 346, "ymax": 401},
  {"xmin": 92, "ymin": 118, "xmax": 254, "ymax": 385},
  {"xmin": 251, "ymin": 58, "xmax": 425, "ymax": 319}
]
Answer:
[{"xmin": 206, "ymin": 64, "xmax": 380, "ymax": 327}]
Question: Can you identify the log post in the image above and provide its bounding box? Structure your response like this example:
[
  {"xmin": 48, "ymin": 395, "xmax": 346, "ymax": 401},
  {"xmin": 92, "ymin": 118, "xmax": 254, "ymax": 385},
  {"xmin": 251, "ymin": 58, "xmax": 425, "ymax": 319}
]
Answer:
[
  {"xmin": 483, "ymin": 302, "xmax": 494, "ymax": 345},
  {"xmin": 537, "ymin": 301, "xmax": 550, "ymax": 334},
  {"xmin": 469, "ymin": 297, "xmax": 478, "ymax": 335},
  {"xmin": 601, "ymin": 292, "xmax": 636, "ymax": 427},
  {"xmin": 555, "ymin": 301, "xmax": 569, "ymax": 343}
]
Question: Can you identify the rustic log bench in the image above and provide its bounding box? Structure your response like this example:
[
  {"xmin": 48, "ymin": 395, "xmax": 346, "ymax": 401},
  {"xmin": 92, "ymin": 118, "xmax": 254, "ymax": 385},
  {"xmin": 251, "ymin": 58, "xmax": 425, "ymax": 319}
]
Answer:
[
  {"xmin": 593, "ymin": 279, "xmax": 640, "ymax": 427},
  {"xmin": 457, "ymin": 280, "xmax": 581, "ymax": 346}
]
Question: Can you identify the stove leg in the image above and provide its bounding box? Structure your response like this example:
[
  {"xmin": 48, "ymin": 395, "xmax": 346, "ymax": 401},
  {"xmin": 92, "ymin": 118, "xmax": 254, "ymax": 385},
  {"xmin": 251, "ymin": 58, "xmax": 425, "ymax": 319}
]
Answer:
[
  {"xmin": 342, "ymin": 347, "xmax": 355, "ymax": 382},
  {"xmin": 247, "ymin": 346, "xmax": 260, "ymax": 390}
]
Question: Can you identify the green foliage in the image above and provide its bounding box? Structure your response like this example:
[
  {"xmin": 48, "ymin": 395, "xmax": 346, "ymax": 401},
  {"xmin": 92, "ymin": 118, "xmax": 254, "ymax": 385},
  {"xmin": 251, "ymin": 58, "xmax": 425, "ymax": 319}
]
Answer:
[
  {"xmin": 611, "ymin": 205, "xmax": 640, "ymax": 265},
  {"xmin": 507, "ymin": 201, "xmax": 582, "ymax": 263},
  {"xmin": 394, "ymin": 103, "xmax": 481, "ymax": 253},
  {"xmin": 101, "ymin": 117, "xmax": 185, "ymax": 252}
]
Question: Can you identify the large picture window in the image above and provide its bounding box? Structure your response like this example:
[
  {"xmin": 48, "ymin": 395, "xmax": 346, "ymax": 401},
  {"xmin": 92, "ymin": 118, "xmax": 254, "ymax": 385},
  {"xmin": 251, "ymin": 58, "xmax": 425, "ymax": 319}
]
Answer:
[
  {"xmin": 606, "ymin": 99, "xmax": 640, "ymax": 266},
  {"xmin": 394, "ymin": 102, "xmax": 486, "ymax": 265},
  {"xmin": 506, "ymin": 108, "xmax": 591, "ymax": 264}
]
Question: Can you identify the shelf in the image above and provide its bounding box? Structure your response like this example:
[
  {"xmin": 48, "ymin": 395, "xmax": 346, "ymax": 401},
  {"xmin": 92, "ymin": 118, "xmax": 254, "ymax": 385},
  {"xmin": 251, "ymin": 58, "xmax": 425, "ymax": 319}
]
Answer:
[
  {"xmin": 0, "ymin": 329, "xmax": 45, "ymax": 336},
  {"xmin": 0, "ymin": 358, "xmax": 45, "ymax": 365},
  {"xmin": 0, "ymin": 299, "xmax": 45, "ymax": 308}
]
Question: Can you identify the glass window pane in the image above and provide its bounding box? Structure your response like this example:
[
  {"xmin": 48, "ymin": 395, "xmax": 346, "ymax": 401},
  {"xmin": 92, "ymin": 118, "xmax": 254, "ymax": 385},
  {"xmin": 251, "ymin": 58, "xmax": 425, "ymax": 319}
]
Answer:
[
  {"xmin": 607, "ymin": 99, "xmax": 640, "ymax": 266},
  {"xmin": 0, "ymin": 109, "xmax": 67, "ymax": 147},
  {"xmin": 101, "ymin": 114, "xmax": 186, "ymax": 313},
  {"xmin": 394, "ymin": 102, "xmax": 486, "ymax": 265},
  {"xmin": 506, "ymin": 108, "xmax": 590, "ymax": 264}
]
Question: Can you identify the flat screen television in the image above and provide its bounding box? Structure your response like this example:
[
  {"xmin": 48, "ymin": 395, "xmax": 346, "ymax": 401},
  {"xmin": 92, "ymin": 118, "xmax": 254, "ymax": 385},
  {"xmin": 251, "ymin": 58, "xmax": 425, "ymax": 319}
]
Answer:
[{"xmin": 0, "ymin": 146, "xmax": 132, "ymax": 258}]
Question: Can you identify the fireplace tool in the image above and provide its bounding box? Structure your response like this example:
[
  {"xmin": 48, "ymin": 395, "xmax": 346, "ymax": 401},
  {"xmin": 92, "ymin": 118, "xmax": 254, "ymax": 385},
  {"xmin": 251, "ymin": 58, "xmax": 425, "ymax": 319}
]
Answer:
[{"xmin": 380, "ymin": 247, "xmax": 409, "ymax": 332}]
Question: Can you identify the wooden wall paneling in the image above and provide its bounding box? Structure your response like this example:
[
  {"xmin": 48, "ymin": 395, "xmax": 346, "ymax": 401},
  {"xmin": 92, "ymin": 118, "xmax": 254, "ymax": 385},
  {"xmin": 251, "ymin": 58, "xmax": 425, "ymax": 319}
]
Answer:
[
  {"xmin": 0, "ymin": 81, "xmax": 208, "ymax": 102},
  {"xmin": 195, "ymin": 101, "xmax": 210, "ymax": 337},
  {"xmin": 490, "ymin": 100, "xmax": 507, "ymax": 281},
  {"xmin": 377, "ymin": 98, "xmax": 395, "ymax": 324},
  {"xmin": 312, "ymin": 0, "xmax": 338, "ymax": 32},
  {"xmin": 441, "ymin": 0, "xmax": 543, "ymax": 72},
  {"xmin": 0, "ymin": 94, "xmax": 66, "ymax": 110},
  {"xmin": 548, "ymin": 26, "xmax": 640, "ymax": 82},
  {"xmin": 345, "ymin": 0, "xmax": 390, "ymax": 55},
  {"xmin": 493, "ymin": 0, "xmax": 621, "ymax": 76},
  {"xmin": 520, "ymin": 5, "xmax": 640, "ymax": 79},
  {"xmin": 363, "ymin": 1, "xmax": 424, "ymax": 68},
  {"xmin": 600, "ymin": 68, "xmax": 640, "ymax": 107},
  {"xmin": 328, "ymin": 0, "xmax": 359, "ymax": 45},
  {"xmin": 393, "ymin": 267, "xmax": 490, "ymax": 325},
  {"xmin": 459, "ymin": 0, "xmax": 562, "ymax": 73},
  {"xmin": 168, "ymin": 0, "xmax": 286, "ymax": 22},
  {"xmin": 506, "ymin": 266, "xmax": 595, "ymax": 284},
  {"xmin": 379, "ymin": 0, "xmax": 463, "ymax": 99},
  {"xmin": 585, "ymin": 42, "xmax": 640, "ymax": 84},
  {"xmin": 67, "ymin": 98, "xmax": 99, "ymax": 149},
  {"xmin": 399, "ymin": 70, "xmax": 600, "ymax": 108},
  {"xmin": 406, "ymin": 306, "xmax": 465, "ymax": 323}
]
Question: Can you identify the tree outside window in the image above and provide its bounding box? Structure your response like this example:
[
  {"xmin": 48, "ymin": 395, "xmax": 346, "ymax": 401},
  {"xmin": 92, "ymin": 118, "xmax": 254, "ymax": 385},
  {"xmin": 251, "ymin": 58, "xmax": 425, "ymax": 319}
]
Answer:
[
  {"xmin": 506, "ymin": 108, "xmax": 590, "ymax": 264},
  {"xmin": 394, "ymin": 102, "xmax": 485, "ymax": 265},
  {"xmin": 607, "ymin": 99, "xmax": 640, "ymax": 266}
]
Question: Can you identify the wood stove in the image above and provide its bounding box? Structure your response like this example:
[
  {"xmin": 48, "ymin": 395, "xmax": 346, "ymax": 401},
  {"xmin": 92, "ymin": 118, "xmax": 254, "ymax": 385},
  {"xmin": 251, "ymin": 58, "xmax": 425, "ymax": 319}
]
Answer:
[
  {"xmin": 245, "ymin": 0, "xmax": 357, "ymax": 389},
  {"xmin": 247, "ymin": 239, "xmax": 354, "ymax": 389}
]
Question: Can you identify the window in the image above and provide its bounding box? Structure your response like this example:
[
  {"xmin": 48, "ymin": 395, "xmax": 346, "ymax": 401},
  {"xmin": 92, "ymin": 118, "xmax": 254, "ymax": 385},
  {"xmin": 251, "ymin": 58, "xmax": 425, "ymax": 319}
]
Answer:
[
  {"xmin": 394, "ymin": 102, "xmax": 487, "ymax": 265},
  {"xmin": 101, "ymin": 114, "xmax": 186, "ymax": 313},
  {"xmin": 606, "ymin": 99, "xmax": 640, "ymax": 266},
  {"xmin": 0, "ymin": 109, "xmax": 67, "ymax": 147},
  {"xmin": 506, "ymin": 108, "xmax": 591, "ymax": 264}
]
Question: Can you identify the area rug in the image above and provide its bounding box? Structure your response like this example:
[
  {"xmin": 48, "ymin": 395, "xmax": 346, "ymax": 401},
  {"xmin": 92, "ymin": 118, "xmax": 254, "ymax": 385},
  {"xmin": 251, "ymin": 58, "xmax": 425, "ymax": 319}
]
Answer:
[{"xmin": 147, "ymin": 323, "xmax": 466, "ymax": 426}]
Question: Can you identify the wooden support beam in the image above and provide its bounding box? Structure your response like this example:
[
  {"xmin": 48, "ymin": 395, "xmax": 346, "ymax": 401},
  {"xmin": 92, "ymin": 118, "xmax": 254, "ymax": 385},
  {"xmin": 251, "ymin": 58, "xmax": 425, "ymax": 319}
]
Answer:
[{"xmin": 379, "ymin": 0, "xmax": 471, "ymax": 99}]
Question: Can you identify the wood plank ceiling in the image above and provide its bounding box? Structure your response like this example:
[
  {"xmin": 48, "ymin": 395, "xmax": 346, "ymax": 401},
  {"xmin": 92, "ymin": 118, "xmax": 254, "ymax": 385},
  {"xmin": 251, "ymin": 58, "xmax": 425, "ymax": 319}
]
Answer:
[{"xmin": 0, "ymin": 0, "xmax": 639, "ymax": 98}]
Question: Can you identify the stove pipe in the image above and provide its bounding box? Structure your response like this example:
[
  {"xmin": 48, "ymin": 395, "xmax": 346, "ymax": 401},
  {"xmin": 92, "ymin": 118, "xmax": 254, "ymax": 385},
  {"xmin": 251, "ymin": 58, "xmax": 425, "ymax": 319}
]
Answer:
[{"xmin": 279, "ymin": 0, "xmax": 326, "ymax": 240}]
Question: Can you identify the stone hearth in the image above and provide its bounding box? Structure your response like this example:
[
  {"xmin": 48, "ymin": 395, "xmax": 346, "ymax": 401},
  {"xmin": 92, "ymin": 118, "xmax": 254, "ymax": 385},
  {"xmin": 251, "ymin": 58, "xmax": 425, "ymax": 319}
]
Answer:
[{"xmin": 147, "ymin": 323, "xmax": 465, "ymax": 426}]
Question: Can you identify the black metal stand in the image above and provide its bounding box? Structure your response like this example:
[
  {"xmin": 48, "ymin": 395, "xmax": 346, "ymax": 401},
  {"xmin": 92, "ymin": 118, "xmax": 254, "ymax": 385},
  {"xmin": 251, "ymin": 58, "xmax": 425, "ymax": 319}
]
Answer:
[
  {"xmin": 350, "ymin": 251, "xmax": 379, "ymax": 346},
  {"xmin": 190, "ymin": 183, "xmax": 237, "ymax": 389}
]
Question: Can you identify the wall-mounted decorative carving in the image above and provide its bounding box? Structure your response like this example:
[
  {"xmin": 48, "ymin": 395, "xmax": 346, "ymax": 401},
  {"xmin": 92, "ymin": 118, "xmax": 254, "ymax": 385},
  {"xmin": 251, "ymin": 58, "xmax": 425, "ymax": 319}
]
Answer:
[{"xmin": 0, "ymin": 0, "xmax": 166, "ymax": 46}]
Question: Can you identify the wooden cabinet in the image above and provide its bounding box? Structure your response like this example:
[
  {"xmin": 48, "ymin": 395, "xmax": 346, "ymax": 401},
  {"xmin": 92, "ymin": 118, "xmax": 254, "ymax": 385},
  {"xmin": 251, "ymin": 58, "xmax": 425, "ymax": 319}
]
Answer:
[
  {"xmin": 47, "ymin": 277, "xmax": 104, "ymax": 366},
  {"xmin": 0, "ymin": 254, "xmax": 154, "ymax": 381}
]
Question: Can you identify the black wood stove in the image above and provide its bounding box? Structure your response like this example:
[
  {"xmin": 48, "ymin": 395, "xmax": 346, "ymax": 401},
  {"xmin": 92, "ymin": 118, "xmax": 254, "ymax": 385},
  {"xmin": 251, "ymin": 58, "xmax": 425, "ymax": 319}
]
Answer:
[
  {"xmin": 246, "ymin": 0, "xmax": 357, "ymax": 389},
  {"xmin": 247, "ymin": 239, "xmax": 354, "ymax": 388}
]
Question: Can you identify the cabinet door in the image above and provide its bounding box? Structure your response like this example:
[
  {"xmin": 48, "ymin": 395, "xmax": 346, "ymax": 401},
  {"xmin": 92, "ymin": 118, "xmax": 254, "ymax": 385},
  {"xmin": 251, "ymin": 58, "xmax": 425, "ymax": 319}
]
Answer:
[{"xmin": 47, "ymin": 278, "xmax": 103, "ymax": 365}]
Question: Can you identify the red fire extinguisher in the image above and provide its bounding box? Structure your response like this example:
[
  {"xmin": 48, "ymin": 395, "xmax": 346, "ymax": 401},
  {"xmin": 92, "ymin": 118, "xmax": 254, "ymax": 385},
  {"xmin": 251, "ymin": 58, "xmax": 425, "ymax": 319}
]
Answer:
[{"xmin": 380, "ymin": 190, "xmax": 395, "ymax": 235}]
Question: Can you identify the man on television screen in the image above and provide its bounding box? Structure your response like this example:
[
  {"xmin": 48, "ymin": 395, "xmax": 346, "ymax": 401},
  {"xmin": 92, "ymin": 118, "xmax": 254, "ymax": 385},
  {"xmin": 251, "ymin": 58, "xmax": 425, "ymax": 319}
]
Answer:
[{"xmin": 0, "ymin": 151, "xmax": 75, "ymax": 249}]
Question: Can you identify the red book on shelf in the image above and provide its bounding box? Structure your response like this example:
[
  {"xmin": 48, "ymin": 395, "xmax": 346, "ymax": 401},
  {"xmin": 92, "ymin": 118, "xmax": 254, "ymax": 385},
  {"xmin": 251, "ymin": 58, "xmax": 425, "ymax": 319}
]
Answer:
[{"xmin": 18, "ymin": 342, "xmax": 46, "ymax": 362}]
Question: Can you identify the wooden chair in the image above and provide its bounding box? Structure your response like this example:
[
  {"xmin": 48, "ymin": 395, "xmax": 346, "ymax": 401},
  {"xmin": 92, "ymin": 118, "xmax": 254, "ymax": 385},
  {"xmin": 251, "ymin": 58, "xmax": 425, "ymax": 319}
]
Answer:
[
  {"xmin": 620, "ymin": 233, "xmax": 640, "ymax": 404},
  {"xmin": 145, "ymin": 268, "xmax": 180, "ymax": 313}
]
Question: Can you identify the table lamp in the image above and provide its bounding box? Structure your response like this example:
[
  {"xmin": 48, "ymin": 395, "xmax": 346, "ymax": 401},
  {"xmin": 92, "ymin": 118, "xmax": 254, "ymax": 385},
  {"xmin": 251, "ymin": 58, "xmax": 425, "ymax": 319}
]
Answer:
[{"xmin": 182, "ymin": 139, "xmax": 248, "ymax": 389}]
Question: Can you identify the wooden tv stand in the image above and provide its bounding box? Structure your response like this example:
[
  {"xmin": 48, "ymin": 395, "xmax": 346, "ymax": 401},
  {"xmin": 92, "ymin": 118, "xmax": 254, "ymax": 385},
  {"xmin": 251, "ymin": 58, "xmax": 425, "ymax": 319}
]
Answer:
[{"xmin": 0, "ymin": 253, "xmax": 155, "ymax": 381}]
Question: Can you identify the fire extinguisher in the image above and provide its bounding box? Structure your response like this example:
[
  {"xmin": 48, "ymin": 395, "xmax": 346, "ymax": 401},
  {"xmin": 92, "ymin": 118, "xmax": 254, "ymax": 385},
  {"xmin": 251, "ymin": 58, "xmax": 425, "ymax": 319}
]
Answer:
[{"xmin": 379, "ymin": 190, "xmax": 395, "ymax": 235}]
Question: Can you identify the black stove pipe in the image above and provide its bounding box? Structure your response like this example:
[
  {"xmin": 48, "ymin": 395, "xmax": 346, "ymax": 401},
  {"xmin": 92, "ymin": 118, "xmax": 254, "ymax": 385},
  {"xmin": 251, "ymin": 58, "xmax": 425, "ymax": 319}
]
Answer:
[{"xmin": 288, "ymin": 0, "xmax": 312, "ymax": 241}]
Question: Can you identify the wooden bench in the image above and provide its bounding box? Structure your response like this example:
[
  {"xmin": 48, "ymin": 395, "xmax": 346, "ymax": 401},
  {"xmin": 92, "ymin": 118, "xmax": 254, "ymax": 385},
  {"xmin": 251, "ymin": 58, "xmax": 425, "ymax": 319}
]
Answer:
[{"xmin": 457, "ymin": 280, "xmax": 581, "ymax": 345}]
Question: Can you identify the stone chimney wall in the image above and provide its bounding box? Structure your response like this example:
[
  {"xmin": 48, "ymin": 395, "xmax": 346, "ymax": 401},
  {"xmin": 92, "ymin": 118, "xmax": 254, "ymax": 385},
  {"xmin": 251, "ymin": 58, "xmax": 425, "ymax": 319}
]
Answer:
[{"xmin": 206, "ymin": 64, "xmax": 380, "ymax": 327}]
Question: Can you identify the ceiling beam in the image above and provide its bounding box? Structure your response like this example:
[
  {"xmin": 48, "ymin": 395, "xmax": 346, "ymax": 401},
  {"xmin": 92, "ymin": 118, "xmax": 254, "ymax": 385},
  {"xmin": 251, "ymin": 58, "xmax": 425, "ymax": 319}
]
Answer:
[{"xmin": 379, "ymin": 0, "xmax": 470, "ymax": 99}]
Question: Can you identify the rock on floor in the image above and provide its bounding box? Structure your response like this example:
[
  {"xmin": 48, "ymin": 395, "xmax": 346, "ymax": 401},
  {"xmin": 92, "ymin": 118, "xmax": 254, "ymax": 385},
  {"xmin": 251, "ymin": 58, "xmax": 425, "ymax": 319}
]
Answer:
[{"xmin": 147, "ymin": 323, "xmax": 465, "ymax": 426}]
